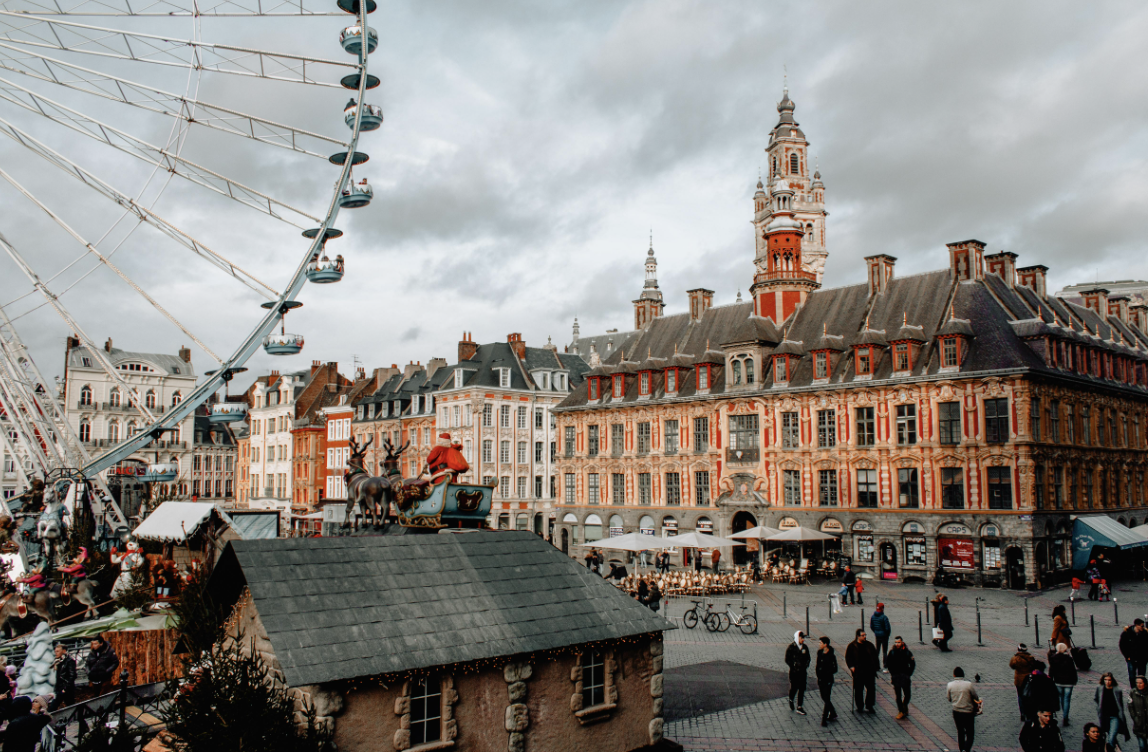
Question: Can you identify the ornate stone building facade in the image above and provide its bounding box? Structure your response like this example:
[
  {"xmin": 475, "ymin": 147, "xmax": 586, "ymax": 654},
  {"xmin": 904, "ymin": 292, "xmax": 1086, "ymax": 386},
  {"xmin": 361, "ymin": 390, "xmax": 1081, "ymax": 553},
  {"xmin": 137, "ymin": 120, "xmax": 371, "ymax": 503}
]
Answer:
[{"xmin": 553, "ymin": 91, "xmax": 1148, "ymax": 588}]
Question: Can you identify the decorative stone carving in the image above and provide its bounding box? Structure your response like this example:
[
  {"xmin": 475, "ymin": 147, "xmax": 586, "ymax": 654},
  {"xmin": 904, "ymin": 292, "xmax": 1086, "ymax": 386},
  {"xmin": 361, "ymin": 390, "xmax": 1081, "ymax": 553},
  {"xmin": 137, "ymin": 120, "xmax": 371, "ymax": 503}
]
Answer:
[
  {"xmin": 505, "ymin": 704, "xmax": 529, "ymax": 732},
  {"xmin": 503, "ymin": 661, "xmax": 532, "ymax": 750}
]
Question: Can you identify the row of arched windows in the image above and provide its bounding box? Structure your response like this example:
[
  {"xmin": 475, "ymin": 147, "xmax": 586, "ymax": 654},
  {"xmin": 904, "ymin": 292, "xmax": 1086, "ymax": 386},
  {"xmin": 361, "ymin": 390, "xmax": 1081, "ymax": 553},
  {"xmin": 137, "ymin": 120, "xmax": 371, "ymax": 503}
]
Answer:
[{"xmin": 77, "ymin": 385, "xmax": 181, "ymax": 408}]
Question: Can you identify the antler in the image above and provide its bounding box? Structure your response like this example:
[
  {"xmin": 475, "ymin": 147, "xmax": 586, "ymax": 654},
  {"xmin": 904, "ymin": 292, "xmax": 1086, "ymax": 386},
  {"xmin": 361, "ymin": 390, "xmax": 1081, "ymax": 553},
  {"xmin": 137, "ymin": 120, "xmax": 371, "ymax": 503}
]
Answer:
[
  {"xmin": 361, "ymin": 435, "xmax": 373, "ymax": 452},
  {"xmin": 349, "ymin": 436, "xmax": 359, "ymax": 454}
]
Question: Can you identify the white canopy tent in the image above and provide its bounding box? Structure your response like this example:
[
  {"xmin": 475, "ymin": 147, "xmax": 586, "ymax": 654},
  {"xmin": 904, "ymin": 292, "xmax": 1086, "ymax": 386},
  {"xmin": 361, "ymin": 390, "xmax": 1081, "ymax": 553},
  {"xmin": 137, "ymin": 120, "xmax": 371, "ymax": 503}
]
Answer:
[
  {"xmin": 663, "ymin": 531, "xmax": 746, "ymax": 548},
  {"xmin": 729, "ymin": 525, "xmax": 783, "ymax": 540},
  {"xmin": 766, "ymin": 526, "xmax": 839, "ymax": 542},
  {"xmin": 577, "ymin": 532, "xmax": 669, "ymax": 552}
]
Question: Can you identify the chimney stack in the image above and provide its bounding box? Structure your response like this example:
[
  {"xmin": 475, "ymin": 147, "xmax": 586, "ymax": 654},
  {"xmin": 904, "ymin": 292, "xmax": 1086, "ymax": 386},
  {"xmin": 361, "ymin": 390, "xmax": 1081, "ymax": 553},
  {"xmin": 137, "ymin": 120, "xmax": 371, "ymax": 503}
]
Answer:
[
  {"xmin": 402, "ymin": 361, "xmax": 422, "ymax": 380},
  {"xmin": 104, "ymin": 337, "xmax": 113, "ymax": 353},
  {"xmin": 426, "ymin": 357, "xmax": 448, "ymax": 377},
  {"xmin": 1080, "ymin": 288, "xmax": 1110, "ymax": 318},
  {"xmin": 984, "ymin": 251, "xmax": 1018, "ymax": 288},
  {"xmin": 1129, "ymin": 304, "xmax": 1148, "ymax": 334},
  {"xmin": 1108, "ymin": 296, "xmax": 1131, "ymax": 325},
  {"xmin": 373, "ymin": 366, "xmax": 399, "ymax": 383},
  {"xmin": 356, "ymin": 366, "xmax": 366, "ymax": 381},
  {"xmin": 507, "ymin": 332, "xmax": 526, "ymax": 360},
  {"xmin": 179, "ymin": 345, "xmax": 192, "ymax": 363},
  {"xmin": 946, "ymin": 240, "xmax": 985, "ymax": 282},
  {"xmin": 687, "ymin": 288, "xmax": 715, "ymax": 322},
  {"xmin": 458, "ymin": 331, "xmax": 478, "ymax": 362},
  {"xmin": 1017, "ymin": 265, "xmax": 1049, "ymax": 297},
  {"xmin": 864, "ymin": 254, "xmax": 896, "ymax": 297}
]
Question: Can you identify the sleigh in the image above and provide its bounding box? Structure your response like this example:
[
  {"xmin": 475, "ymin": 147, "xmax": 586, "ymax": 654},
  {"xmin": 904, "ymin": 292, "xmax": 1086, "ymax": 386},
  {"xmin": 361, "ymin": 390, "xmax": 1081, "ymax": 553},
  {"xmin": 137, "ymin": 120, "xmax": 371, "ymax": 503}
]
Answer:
[{"xmin": 394, "ymin": 479, "xmax": 493, "ymax": 530}]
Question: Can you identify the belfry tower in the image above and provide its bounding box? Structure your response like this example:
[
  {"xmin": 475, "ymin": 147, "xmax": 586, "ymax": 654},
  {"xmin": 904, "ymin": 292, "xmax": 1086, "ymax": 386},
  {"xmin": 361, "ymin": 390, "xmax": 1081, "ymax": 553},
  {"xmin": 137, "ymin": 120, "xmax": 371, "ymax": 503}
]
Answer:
[
  {"xmin": 753, "ymin": 88, "xmax": 827, "ymax": 281},
  {"xmin": 633, "ymin": 238, "xmax": 665, "ymax": 329},
  {"xmin": 751, "ymin": 178, "xmax": 821, "ymax": 323}
]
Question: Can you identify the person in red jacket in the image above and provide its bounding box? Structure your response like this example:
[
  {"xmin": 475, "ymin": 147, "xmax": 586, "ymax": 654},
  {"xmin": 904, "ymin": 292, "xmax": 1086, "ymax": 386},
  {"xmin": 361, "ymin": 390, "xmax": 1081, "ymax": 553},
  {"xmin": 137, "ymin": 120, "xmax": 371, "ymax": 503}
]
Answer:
[{"xmin": 425, "ymin": 432, "xmax": 469, "ymax": 484}]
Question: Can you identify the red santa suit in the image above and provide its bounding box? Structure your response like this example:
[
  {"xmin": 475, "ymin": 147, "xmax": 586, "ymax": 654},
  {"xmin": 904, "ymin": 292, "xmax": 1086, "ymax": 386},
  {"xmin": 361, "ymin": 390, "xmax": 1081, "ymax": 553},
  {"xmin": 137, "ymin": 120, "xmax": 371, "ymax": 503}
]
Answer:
[{"xmin": 425, "ymin": 433, "xmax": 469, "ymax": 484}]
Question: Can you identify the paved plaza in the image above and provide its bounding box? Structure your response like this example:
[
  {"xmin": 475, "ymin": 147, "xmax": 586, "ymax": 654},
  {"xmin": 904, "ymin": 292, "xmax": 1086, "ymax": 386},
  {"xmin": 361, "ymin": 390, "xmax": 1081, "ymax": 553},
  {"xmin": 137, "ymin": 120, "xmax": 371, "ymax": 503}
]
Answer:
[{"xmin": 660, "ymin": 575, "xmax": 1148, "ymax": 752}]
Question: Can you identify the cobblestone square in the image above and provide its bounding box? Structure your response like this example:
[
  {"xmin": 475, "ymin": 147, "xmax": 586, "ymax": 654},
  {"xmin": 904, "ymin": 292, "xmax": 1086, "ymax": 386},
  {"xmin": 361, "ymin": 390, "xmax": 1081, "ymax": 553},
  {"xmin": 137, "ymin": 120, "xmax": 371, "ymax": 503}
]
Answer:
[{"xmin": 662, "ymin": 577, "xmax": 1148, "ymax": 752}]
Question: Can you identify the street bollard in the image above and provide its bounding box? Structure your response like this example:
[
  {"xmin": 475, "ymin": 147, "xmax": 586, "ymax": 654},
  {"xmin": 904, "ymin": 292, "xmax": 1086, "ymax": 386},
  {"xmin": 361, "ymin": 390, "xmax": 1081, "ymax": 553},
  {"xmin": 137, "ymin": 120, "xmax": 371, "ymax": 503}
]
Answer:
[
  {"xmin": 806, "ymin": 606, "xmax": 810, "ymax": 637},
  {"xmin": 1091, "ymin": 614, "xmax": 1096, "ymax": 648},
  {"xmin": 828, "ymin": 596, "xmax": 833, "ymax": 621},
  {"xmin": 1025, "ymin": 599, "xmax": 1029, "ymax": 626},
  {"xmin": 861, "ymin": 608, "xmax": 865, "ymax": 630},
  {"xmin": 926, "ymin": 598, "xmax": 932, "ymax": 626},
  {"xmin": 977, "ymin": 611, "xmax": 983, "ymax": 646},
  {"xmin": 1034, "ymin": 615, "xmax": 1040, "ymax": 647},
  {"xmin": 918, "ymin": 611, "xmax": 924, "ymax": 644},
  {"xmin": 783, "ymin": 592, "xmax": 787, "ymax": 618},
  {"xmin": 1114, "ymin": 598, "xmax": 1119, "ymax": 626},
  {"xmin": 1071, "ymin": 597, "xmax": 1076, "ymax": 626}
]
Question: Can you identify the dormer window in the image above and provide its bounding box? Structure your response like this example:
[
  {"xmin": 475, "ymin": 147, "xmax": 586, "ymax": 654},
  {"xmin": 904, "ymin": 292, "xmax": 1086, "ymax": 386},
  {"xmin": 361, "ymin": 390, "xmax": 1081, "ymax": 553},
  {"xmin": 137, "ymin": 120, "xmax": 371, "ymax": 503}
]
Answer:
[
  {"xmin": 666, "ymin": 369, "xmax": 677, "ymax": 393},
  {"xmin": 640, "ymin": 372, "xmax": 650, "ymax": 395},
  {"xmin": 894, "ymin": 342, "xmax": 910, "ymax": 372},
  {"xmin": 697, "ymin": 366, "xmax": 710, "ymax": 390},
  {"xmin": 498, "ymin": 369, "xmax": 511, "ymax": 388},
  {"xmin": 453, "ymin": 369, "xmax": 463, "ymax": 389},
  {"xmin": 730, "ymin": 355, "xmax": 754, "ymax": 386},
  {"xmin": 557, "ymin": 373, "xmax": 567, "ymax": 391},
  {"xmin": 774, "ymin": 356, "xmax": 789, "ymax": 383},
  {"xmin": 814, "ymin": 352, "xmax": 828, "ymax": 379},
  {"xmin": 942, "ymin": 339, "xmax": 959, "ymax": 368},
  {"xmin": 856, "ymin": 348, "xmax": 872, "ymax": 376},
  {"xmin": 540, "ymin": 372, "xmax": 550, "ymax": 389},
  {"xmin": 732, "ymin": 360, "xmax": 741, "ymax": 385},
  {"xmin": 589, "ymin": 379, "xmax": 599, "ymax": 400},
  {"xmin": 613, "ymin": 375, "xmax": 624, "ymax": 398}
]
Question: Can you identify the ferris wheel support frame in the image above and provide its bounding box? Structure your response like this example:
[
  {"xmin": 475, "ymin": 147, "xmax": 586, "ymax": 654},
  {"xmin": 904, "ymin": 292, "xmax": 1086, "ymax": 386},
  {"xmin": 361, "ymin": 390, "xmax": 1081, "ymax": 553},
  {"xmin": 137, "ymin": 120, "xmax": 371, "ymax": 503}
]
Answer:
[{"xmin": 74, "ymin": 0, "xmax": 374, "ymax": 478}]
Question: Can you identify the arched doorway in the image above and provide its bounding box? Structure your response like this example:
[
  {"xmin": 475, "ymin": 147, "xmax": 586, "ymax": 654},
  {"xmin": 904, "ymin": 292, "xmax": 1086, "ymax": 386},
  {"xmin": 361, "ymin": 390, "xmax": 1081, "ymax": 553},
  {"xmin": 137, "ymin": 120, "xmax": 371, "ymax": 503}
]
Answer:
[
  {"xmin": 560, "ymin": 528, "xmax": 569, "ymax": 555},
  {"xmin": 879, "ymin": 542, "xmax": 898, "ymax": 580},
  {"xmin": 731, "ymin": 511, "xmax": 757, "ymax": 565},
  {"xmin": 1006, "ymin": 547, "xmax": 1026, "ymax": 590}
]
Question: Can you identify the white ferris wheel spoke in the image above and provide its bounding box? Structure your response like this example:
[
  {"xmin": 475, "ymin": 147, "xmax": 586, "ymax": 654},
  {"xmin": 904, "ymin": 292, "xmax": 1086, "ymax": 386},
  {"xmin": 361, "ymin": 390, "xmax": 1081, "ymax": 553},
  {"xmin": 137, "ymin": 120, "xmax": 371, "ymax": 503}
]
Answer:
[
  {"xmin": 0, "ymin": 44, "xmax": 348, "ymax": 157},
  {"xmin": 0, "ymin": 114, "xmax": 281, "ymax": 300},
  {"xmin": 0, "ymin": 74, "xmax": 322, "ymax": 225},
  {"xmin": 0, "ymin": 13, "xmax": 354, "ymax": 86},
  {"xmin": 0, "ymin": 164, "xmax": 246, "ymax": 366},
  {"xmin": 1, "ymin": 0, "xmax": 343, "ymax": 16}
]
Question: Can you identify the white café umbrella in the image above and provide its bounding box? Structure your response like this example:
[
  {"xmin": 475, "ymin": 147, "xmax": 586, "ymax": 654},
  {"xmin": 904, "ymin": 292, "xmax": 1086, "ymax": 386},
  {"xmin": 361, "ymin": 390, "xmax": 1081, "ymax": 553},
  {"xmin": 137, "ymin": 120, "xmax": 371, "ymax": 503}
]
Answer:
[
  {"xmin": 663, "ymin": 531, "xmax": 746, "ymax": 548},
  {"xmin": 766, "ymin": 526, "xmax": 839, "ymax": 542},
  {"xmin": 577, "ymin": 532, "xmax": 672, "ymax": 551},
  {"xmin": 729, "ymin": 525, "xmax": 783, "ymax": 540}
]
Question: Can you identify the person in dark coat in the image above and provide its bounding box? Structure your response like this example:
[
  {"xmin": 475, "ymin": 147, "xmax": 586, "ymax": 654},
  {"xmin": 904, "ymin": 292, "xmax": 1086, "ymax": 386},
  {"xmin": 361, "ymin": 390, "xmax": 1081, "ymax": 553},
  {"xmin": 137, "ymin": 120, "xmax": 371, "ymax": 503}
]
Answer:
[
  {"xmin": 636, "ymin": 579, "xmax": 649, "ymax": 602},
  {"xmin": 1087, "ymin": 561, "xmax": 1101, "ymax": 601},
  {"xmin": 1119, "ymin": 619, "xmax": 1148, "ymax": 690},
  {"xmin": 815, "ymin": 636, "xmax": 838, "ymax": 727},
  {"xmin": 784, "ymin": 631, "xmax": 811, "ymax": 715},
  {"xmin": 845, "ymin": 628, "xmax": 879, "ymax": 713},
  {"xmin": 869, "ymin": 603, "xmax": 892, "ymax": 669},
  {"xmin": 1093, "ymin": 672, "xmax": 1130, "ymax": 752},
  {"xmin": 1022, "ymin": 669, "xmax": 1060, "ymax": 723},
  {"xmin": 1081, "ymin": 722, "xmax": 1106, "ymax": 752},
  {"xmin": 885, "ymin": 636, "xmax": 915, "ymax": 719},
  {"xmin": 1020, "ymin": 710, "xmax": 1066, "ymax": 752},
  {"xmin": 1012, "ymin": 645, "xmax": 1044, "ymax": 720},
  {"xmin": 1049, "ymin": 605, "xmax": 1071, "ymax": 650},
  {"xmin": 50, "ymin": 643, "xmax": 76, "ymax": 710},
  {"xmin": 934, "ymin": 596, "xmax": 954, "ymax": 652},
  {"xmin": 840, "ymin": 565, "xmax": 857, "ymax": 605},
  {"xmin": 1047, "ymin": 642, "xmax": 1077, "ymax": 727},
  {"xmin": 0, "ymin": 696, "xmax": 51, "ymax": 752},
  {"xmin": 84, "ymin": 635, "xmax": 119, "ymax": 696},
  {"xmin": 1128, "ymin": 676, "xmax": 1148, "ymax": 752},
  {"xmin": 646, "ymin": 581, "xmax": 661, "ymax": 612}
]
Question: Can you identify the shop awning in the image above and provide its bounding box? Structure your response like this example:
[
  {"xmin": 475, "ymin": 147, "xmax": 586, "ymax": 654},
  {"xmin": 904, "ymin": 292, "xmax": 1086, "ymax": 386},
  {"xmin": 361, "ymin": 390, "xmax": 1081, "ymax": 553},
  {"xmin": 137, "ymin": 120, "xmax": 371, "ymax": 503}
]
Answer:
[{"xmin": 1071, "ymin": 515, "xmax": 1148, "ymax": 569}]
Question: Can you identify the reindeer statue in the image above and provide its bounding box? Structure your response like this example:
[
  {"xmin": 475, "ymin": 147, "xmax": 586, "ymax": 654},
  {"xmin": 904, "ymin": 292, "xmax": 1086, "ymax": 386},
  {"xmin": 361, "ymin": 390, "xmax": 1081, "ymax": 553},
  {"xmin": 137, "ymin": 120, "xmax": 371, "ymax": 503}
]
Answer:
[{"xmin": 343, "ymin": 436, "xmax": 400, "ymax": 530}]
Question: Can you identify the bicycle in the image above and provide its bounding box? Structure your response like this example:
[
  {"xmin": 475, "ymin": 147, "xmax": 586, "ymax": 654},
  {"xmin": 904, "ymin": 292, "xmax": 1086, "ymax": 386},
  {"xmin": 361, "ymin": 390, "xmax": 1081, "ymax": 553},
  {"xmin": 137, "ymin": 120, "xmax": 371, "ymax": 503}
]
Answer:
[
  {"xmin": 682, "ymin": 599, "xmax": 712, "ymax": 630},
  {"xmin": 705, "ymin": 602, "xmax": 759, "ymax": 635}
]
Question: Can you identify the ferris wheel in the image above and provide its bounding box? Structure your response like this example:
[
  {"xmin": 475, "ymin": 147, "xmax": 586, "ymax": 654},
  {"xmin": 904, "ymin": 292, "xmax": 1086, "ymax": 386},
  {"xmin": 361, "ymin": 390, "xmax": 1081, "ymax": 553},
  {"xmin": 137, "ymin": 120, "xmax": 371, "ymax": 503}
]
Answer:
[{"xmin": 0, "ymin": 0, "xmax": 381, "ymax": 489}]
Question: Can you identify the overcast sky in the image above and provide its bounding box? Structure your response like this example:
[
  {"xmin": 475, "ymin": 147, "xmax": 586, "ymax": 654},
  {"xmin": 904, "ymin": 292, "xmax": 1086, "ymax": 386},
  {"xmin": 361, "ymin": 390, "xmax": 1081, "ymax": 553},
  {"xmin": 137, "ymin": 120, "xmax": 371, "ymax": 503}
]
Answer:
[{"xmin": 1, "ymin": 0, "xmax": 1146, "ymax": 393}]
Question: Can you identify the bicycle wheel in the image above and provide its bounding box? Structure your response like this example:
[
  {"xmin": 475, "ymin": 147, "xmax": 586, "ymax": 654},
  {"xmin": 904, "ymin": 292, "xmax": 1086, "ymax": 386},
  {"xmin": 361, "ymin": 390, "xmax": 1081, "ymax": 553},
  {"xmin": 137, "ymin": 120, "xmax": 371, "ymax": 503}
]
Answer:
[
  {"xmin": 739, "ymin": 613, "xmax": 758, "ymax": 635},
  {"xmin": 715, "ymin": 612, "xmax": 731, "ymax": 632},
  {"xmin": 683, "ymin": 610, "xmax": 698, "ymax": 629},
  {"xmin": 703, "ymin": 612, "xmax": 720, "ymax": 632}
]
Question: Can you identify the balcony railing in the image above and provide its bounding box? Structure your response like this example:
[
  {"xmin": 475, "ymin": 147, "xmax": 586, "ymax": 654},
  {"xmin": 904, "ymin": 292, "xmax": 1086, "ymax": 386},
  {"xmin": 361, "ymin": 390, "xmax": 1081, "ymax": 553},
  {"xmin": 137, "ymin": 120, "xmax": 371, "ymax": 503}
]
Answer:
[
  {"xmin": 757, "ymin": 269, "xmax": 818, "ymax": 283},
  {"xmin": 726, "ymin": 447, "xmax": 760, "ymax": 464}
]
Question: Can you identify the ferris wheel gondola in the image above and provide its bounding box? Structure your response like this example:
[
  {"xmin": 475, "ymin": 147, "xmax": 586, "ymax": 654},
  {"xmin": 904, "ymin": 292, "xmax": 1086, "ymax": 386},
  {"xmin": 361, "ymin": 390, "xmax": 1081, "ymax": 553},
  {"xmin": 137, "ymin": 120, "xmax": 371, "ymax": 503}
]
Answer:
[{"xmin": 0, "ymin": 0, "xmax": 382, "ymax": 485}]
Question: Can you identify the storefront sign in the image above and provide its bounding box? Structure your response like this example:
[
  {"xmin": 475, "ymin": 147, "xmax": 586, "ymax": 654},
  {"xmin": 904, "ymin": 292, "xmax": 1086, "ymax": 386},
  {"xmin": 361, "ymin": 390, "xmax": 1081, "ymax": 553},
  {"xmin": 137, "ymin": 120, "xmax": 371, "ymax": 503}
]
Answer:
[
  {"xmin": 902, "ymin": 521, "xmax": 924, "ymax": 534},
  {"xmin": 820, "ymin": 519, "xmax": 844, "ymax": 533},
  {"xmin": 779, "ymin": 517, "xmax": 799, "ymax": 529},
  {"xmin": 940, "ymin": 523, "xmax": 973, "ymax": 536},
  {"xmin": 938, "ymin": 537, "xmax": 975, "ymax": 569},
  {"xmin": 852, "ymin": 520, "xmax": 873, "ymax": 532},
  {"xmin": 982, "ymin": 524, "xmax": 1000, "ymax": 538},
  {"xmin": 697, "ymin": 519, "xmax": 714, "ymax": 534},
  {"xmin": 882, "ymin": 571, "xmax": 899, "ymax": 580},
  {"xmin": 609, "ymin": 527, "xmax": 624, "ymax": 538},
  {"xmin": 640, "ymin": 527, "xmax": 655, "ymax": 535},
  {"xmin": 662, "ymin": 520, "xmax": 678, "ymax": 532}
]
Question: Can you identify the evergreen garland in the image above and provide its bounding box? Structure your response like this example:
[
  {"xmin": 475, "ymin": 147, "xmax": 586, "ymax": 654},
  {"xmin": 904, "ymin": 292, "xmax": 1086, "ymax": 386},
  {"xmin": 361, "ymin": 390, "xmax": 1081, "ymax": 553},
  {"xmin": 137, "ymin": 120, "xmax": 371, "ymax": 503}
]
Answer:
[
  {"xmin": 168, "ymin": 565, "xmax": 222, "ymax": 663},
  {"xmin": 113, "ymin": 563, "xmax": 152, "ymax": 612},
  {"xmin": 162, "ymin": 640, "xmax": 331, "ymax": 752}
]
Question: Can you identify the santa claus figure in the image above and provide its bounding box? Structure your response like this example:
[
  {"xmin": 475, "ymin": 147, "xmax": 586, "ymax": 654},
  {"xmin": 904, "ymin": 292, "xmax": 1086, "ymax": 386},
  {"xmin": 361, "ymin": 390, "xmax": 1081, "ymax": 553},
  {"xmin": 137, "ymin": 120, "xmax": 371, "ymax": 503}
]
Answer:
[{"xmin": 424, "ymin": 432, "xmax": 469, "ymax": 484}]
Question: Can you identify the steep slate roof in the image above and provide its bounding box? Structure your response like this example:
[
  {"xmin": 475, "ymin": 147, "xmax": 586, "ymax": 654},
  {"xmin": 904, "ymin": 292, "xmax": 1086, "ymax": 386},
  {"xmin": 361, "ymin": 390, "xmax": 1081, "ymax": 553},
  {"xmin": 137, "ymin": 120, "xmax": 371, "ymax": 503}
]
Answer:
[
  {"xmin": 67, "ymin": 345, "xmax": 196, "ymax": 378},
  {"xmin": 557, "ymin": 260, "xmax": 1148, "ymax": 412},
  {"xmin": 434, "ymin": 342, "xmax": 591, "ymax": 395},
  {"xmin": 209, "ymin": 531, "xmax": 672, "ymax": 686}
]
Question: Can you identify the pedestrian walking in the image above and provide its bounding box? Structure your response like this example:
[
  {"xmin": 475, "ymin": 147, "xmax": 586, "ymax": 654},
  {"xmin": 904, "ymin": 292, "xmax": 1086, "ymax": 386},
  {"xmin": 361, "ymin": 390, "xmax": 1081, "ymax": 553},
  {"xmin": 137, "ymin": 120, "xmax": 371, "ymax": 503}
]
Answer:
[
  {"xmin": 1099, "ymin": 581, "xmax": 1112, "ymax": 602},
  {"xmin": 1022, "ymin": 668, "xmax": 1060, "ymax": 724},
  {"xmin": 1012, "ymin": 644, "xmax": 1044, "ymax": 720},
  {"xmin": 785, "ymin": 631, "xmax": 811, "ymax": 716},
  {"xmin": 1050, "ymin": 605, "xmax": 1071, "ymax": 650},
  {"xmin": 1047, "ymin": 642, "xmax": 1078, "ymax": 727},
  {"xmin": 934, "ymin": 595, "xmax": 954, "ymax": 652},
  {"xmin": 646, "ymin": 580, "xmax": 662, "ymax": 612},
  {"xmin": 711, "ymin": 548, "xmax": 721, "ymax": 573},
  {"xmin": 1082, "ymin": 723, "xmax": 1106, "ymax": 752},
  {"xmin": 1087, "ymin": 561, "xmax": 1101, "ymax": 601},
  {"xmin": 870, "ymin": 602, "xmax": 892, "ymax": 670},
  {"xmin": 1, "ymin": 696, "xmax": 52, "ymax": 752},
  {"xmin": 1093, "ymin": 672, "xmax": 1130, "ymax": 752},
  {"xmin": 1020, "ymin": 709, "xmax": 1066, "ymax": 752},
  {"xmin": 854, "ymin": 576, "xmax": 865, "ymax": 605},
  {"xmin": 841, "ymin": 565, "xmax": 857, "ymax": 605},
  {"xmin": 947, "ymin": 666, "xmax": 980, "ymax": 752},
  {"xmin": 50, "ymin": 643, "xmax": 77, "ymax": 710},
  {"xmin": 815, "ymin": 636, "xmax": 839, "ymax": 727},
  {"xmin": 84, "ymin": 635, "xmax": 119, "ymax": 697},
  {"xmin": 885, "ymin": 636, "xmax": 915, "ymax": 719},
  {"xmin": 1128, "ymin": 675, "xmax": 1148, "ymax": 752},
  {"xmin": 845, "ymin": 628, "xmax": 879, "ymax": 714},
  {"xmin": 1070, "ymin": 575, "xmax": 1084, "ymax": 602},
  {"xmin": 1119, "ymin": 619, "xmax": 1148, "ymax": 689}
]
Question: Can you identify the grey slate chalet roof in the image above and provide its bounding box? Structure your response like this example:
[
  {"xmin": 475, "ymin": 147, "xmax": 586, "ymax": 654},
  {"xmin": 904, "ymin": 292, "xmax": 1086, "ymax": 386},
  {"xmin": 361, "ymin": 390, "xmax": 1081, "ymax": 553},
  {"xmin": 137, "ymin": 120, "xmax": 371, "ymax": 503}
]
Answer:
[
  {"xmin": 209, "ymin": 531, "xmax": 672, "ymax": 687},
  {"xmin": 67, "ymin": 345, "xmax": 196, "ymax": 378},
  {"xmin": 568, "ymin": 330, "xmax": 643, "ymax": 365},
  {"xmin": 193, "ymin": 415, "xmax": 235, "ymax": 447},
  {"xmin": 555, "ymin": 263, "xmax": 1148, "ymax": 413},
  {"xmin": 433, "ymin": 342, "xmax": 590, "ymax": 395}
]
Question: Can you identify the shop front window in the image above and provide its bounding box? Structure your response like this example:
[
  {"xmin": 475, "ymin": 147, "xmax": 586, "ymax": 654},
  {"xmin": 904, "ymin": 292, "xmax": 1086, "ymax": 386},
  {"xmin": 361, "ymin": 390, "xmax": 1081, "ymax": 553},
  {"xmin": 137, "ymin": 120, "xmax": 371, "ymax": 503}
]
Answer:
[
  {"xmin": 856, "ymin": 535, "xmax": 875, "ymax": 563},
  {"xmin": 905, "ymin": 537, "xmax": 927, "ymax": 566}
]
